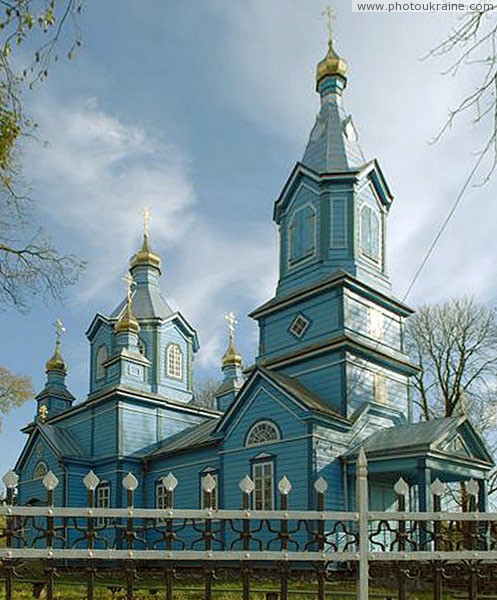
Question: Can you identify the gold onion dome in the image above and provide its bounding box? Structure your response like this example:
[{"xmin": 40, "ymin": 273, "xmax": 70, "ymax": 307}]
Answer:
[
  {"xmin": 316, "ymin": 40, "xmax": 348, "ymax": 87},
  {"xmin": 130, "ymin": 233, "xmax": 161, "ymax": 272},
  {"xmin": 222, "ymin": 337, "xmax": 242, "ymax": 367},
  {"xmin": 115, "ymin": 302, "xmax": 140, "ymax": 334},
  {"xmin": 45, "ymin": 343, "xmax": 67, "ymax": 374}
]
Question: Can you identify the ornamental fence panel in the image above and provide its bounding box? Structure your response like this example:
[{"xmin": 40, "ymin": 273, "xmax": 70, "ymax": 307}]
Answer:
[{"xmin": 0, "ymin": 450, "xmax": 496, "ymax": 600}]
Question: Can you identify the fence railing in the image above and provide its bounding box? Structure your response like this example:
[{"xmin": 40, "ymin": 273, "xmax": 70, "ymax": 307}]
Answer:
[{"xmin": 1, "ymin": 449, "xmax": 497, "ymax": 600}]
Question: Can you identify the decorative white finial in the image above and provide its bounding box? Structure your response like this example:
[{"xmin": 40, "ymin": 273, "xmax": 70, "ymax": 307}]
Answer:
[
  {"xmin": 430, "ymin": 478, "xmax": 446, "ymax": 497},
  {"xmin": 2, "ymin": 470, "xmax": 19, "ymax": 490},
  {"xmin": 162, "ymin": 472, "xmax": 178, "ymax": 492},
  {"xmin": 314, "ymin": 477, "xmax": 328, "ymax": 494},
  {"xmin": 83, "ymin": 470, "xmax": 100, "ymax": 491},
  {"xmin": 394, "ymin": 477, "xmax": 409, "ymax": 498},
  {"xmin": 201, "ymin": 473, "xmax": 217, "ymax": 494},
  {"xmin": 122, "ymin": 472, "xmax": 139, "ymax": 491},
  {"xmin": 278, "ymin": 476, "xmax": 292, "ymax": 496},
  {"xmin": 42, "ymin": 471, "xmax": 59, "ymax": 491},
  {"xmin": 322, "ymin": 5, "xmax": 336, "ymax": 44},
  {"xmin": 239, "ymin": 475, "xmax": 255, "ymax": 495}
]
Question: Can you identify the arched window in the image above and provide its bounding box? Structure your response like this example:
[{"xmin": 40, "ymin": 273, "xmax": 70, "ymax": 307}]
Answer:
[
  {"xmin": 166, "ymin": 344, "xmax": 183, "ymax": 379},
  {"xmin": 289, "ymin": 205, "xmax": 316, "ymax": 263},
  {"xmin": 96, "ymin": 345, "xmax": 108, "ymax": 381},
  {"xmin": 360, "ymin": 205, "xmax": 381, "ymax": 262},
  {"xmin": 246, "ymin": 421, "xmax": 281, "ymax": 447},
  {"xmin": 33, "ymin": 461, "xmax": 48, "ymax": 480}
]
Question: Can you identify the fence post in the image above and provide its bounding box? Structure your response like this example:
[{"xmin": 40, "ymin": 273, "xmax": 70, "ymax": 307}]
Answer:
[
  {"xmin": 42, "ymin": 471, "xmax": 59, "ymax": 600},
  {"xmin": 314, "ymin": 477, "xmax": 328, "ymax": 600},
  {"xmin": 202, "ymin": 473, "xmax": 217, "ymax": 600},
  {"xmin": 467, "ymin": 479, "xmax": 479, "ymax": 600},
  {"xmin": 162, "ymin": 472, "xmax": 178, "ymax": 600},
  {"xmin": 356, "ymin": 447, "xmax": 368, "ymax": 600},
  {"xmin": 239, "ymin": 475, "xmax": 255, "ymax": 600},
  {"xmin": 394, "ymin": 477, "xmax": 409, "ymax": 600},
  {"xmin": 278, "ymin": 476, "xmax": 292, "ymax": 600},
  {"xmin": 122, "ymin": 473, "xmax": 139, "ymax": 600},
  {"xmin": 2, "ymin": 470, "xmax": 19, "ymax": 600},
  {"xmin": 430, "ymin": 478, "xmax": 445, "ymax": 600},
  {"xmin": 83, "ymin": 471, "xmax": 100, "ymax": 600}
]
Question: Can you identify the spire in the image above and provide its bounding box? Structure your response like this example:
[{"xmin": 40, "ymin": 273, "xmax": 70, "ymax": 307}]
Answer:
[
  {"xmin": 45, "ymin": 319, "xmax": 67, "ymax": 374},
  {"xmin": 115, "ymin": 272, "xmax": 140, "ymax": 334},
  {"xmin": 301, "ymin": 12, "xmax": 365, "ymax": 173},
  {"xmin": 316, "ymin": 6, "xmax": 348, "ymax": 96},
  {"xmin": 216, "ymin": 312, "xmax": 244, "ymax": 412},
  {"xmin": 130, "ymin": 207, "xmax": 162, "ymax": 273},
  {"xmin": 36, "ymin": 319, "xmax": 74, "ymax": 420},
  {"xmin": 222, "ymin": 312, "xmax": 242, "ymax": 367}
]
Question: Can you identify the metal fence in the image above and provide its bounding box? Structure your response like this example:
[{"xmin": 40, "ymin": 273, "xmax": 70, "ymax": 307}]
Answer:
[{"xmin": 1, "ymin": 449, "xmax": 497, "ymax": 599}]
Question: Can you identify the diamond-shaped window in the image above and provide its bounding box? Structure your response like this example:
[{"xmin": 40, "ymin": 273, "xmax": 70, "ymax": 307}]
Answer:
[{"xmin": 289, "ymin": 314, "xmax": 310, "ymax": 338}]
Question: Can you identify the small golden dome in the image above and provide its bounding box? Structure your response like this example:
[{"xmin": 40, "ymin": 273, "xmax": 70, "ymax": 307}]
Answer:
[
  {"xmin": 222, "ymin": 337, "xmax": 242, "ymax": 367},
  {"xmin": 130, "ymin": 234, "xmax": 161, "ymax": 272},
  {"xmin": 115, "ymin": 303, "xmax": 140, "ymax": 334},
  {"xmin": 316, "ymin": 40, "xmax": 348, "ymax": 87},
  {"xmin": 45, "ymin": 343, "xmax": 67, "ymax": 374}
]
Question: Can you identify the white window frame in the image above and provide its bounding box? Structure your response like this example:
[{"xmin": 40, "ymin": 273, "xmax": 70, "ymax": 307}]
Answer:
[
  {"xmin": 246, "ymin": 420, "xmax": 281, "ymax": 447},
  {"xmin": 252, "ymin": 460, "xmax": 274, "ymax": 510},
  {"xmin": 166, "ymin": 344, "xmax": 183, "ymax": 380},
  {"xmin": 369, "ymin": 307, "xmax": 384, "ymax": 340},
  {"xmin": 373, "ymin": 372, "xmax": 388, "ymax": 405},
  {"xmin": 359, "ymin": 204, "xmax": 381, "ymax": 263},
  {"xmin": 96, "ymin": 481, "xmax": 110, "ymax": 526}
]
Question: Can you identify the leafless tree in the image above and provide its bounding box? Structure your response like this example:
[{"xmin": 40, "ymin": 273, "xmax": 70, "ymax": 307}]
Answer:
[
  {"xmin": 193, "ymin": 376, "xmax": 221, "ymax": 409},
  {"xmin": 406, "ymin": 297, "xmax": 497, "ymax": 498},
  {"xmin": 427, "ymin": 10, "xmax": 497, "ymax": 181}
]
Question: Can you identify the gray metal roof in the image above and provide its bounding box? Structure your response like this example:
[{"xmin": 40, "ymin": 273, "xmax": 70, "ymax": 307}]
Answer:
[
  {"xmin": 147, "ymin": 418, "xmax": 219, "ymax": 458},
  {"xmin": 260, "ymin": 368, "xmax": 349, "ymax": 423},
  {"xmin": 110, "ymin": 284, "xmax": 173, "ymax": 321},
  {"xmin": 302, "ymin": 97, "xmax": 365, "ymax": 173},
  {"xmin": 347, "ymin": 417, "xmax": 462, "ymax": 456},
  {"xmin": 39, "ymin": 424, "xmax": 86, "ymax": 458}
]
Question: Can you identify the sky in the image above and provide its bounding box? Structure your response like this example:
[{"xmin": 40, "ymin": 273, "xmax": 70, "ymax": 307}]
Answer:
[{"xmin": 1, "ymin": 0, "xmax": 496, "ymax": 482}]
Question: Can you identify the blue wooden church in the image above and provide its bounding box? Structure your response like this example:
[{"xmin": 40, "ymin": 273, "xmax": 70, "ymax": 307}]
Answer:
[{"xmin": 13, "ymin": 40, "xmax": 494, "ymax": 513}]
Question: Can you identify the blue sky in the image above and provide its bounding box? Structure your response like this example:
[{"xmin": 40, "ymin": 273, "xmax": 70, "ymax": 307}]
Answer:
[{"xmin": 1, "ymin": 1, "xmax": 495, "ymax": 481}]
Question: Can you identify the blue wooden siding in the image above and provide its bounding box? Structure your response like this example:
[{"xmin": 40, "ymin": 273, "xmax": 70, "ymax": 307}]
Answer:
[
  {"xmin": 277, "ymin": 352, "xmax": 345, "ymax": 414},
  {"xmin": 89, "ymin": 322, "xmax": 114, "ymax": 395},
  {"xmin": 258, "ymin": 289, "xmax": 340, "ymax": 360},
  {"xmin": 344, "ymin": 290, "xmax": 402, "ymax": 351}
]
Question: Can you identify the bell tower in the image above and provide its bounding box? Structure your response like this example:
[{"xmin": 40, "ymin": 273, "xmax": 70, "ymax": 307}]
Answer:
[{"xmin": 251, "ymin": 34, "xmax": 418, "ymax": 426}]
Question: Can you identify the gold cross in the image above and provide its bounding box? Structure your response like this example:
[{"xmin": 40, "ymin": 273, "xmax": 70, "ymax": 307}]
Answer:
[
  {"xmin": 54, "ymin": 318, "xmax": 66, "ymax": 345},
  {"xmin": 144, "ymin": 206, "xmax": 150, "ymax": 237},
  {"xmin": 38, "ymin": 404, "xmax": 48, "ymax": 423},
  {"xmin": 225, "ymin": 312, "xmax": 238, "ymax": 340},
  {"xmin": 322, "ymin": 5, "xmax": 336, "ymax": 44},
  {"xmin": 123, "ymin": 271, "xmax": 135, "ymax": 304}
]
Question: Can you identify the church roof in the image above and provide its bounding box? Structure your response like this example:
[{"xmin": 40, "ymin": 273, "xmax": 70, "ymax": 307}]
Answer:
[
  {"xmin": 302, "ymin": 98, "xmax": 365, "ymax": 173},
  {"xmin": 147, "ymin": 418, "xmax": 220, "ymax": 458},
  {"xmin": 345, "ymin": 415, "xmax": 494, "ymax": 465},
  {"xmin": 260, "ymin": 368, "xmax": 349, "ymax": 423},
  {"xmin": 110, "ymin": 284, "xmax": 173, "ymax": 321},
  {"xmin": 38, "ymin": 423, "xmax": 86, "ymax": 458}
]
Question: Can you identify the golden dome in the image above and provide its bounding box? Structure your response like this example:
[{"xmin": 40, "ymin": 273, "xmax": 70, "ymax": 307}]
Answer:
[
  {"xmin": 222, "ymin": 337, "xmax": 242, "ymax": 368},
  {"xmin": 115, "ymin": 303, "xmax": 140, "ymax": 334},
  {"xmin": 45, "ymin": 343, "xmax": 67, "ymax": 374},
  {"xmin": 130, "ymin": 234, "xmax": 161, "ymax": 272},
  {"xmin": 316, "ymin": 40, "xmax": 348, "ymax": 87}
]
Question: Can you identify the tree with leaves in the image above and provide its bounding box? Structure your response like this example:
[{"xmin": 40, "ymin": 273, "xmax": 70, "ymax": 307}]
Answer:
[{"xmin": 0, "ymin": 1, "xmax": 85, "ymax": 422}]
